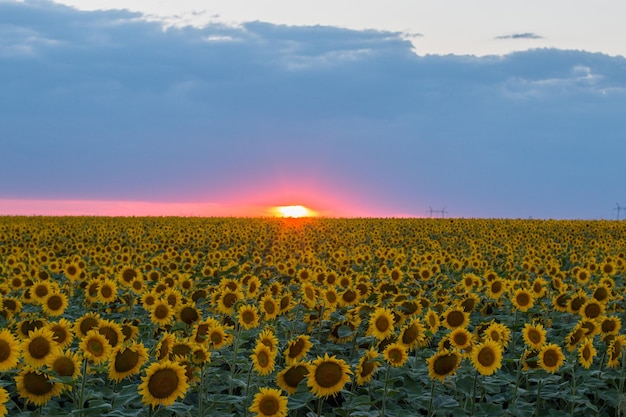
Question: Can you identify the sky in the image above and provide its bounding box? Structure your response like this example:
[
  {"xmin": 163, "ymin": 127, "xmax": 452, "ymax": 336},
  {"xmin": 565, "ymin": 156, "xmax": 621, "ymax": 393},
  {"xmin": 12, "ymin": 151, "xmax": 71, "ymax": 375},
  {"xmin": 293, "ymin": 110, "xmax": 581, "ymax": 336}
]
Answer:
[{"xmin": 1, "ymin": 0, "xmax": 626, "ymax": 218}]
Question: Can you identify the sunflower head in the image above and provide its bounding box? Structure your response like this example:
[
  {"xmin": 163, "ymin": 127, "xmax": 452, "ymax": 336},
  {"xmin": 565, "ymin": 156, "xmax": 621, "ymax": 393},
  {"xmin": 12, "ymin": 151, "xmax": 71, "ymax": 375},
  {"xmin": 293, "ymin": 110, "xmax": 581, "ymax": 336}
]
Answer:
[
  {"xmin": 307, "ymin": 353, "xmax": 352, "ymax": 398},
  {"xmin": 249, "ymin": 387, "xmax": 289, "ymax": 417},
  {"xmin": 139, "ymin": 360, "xmax": 190, "ymax": 408}
]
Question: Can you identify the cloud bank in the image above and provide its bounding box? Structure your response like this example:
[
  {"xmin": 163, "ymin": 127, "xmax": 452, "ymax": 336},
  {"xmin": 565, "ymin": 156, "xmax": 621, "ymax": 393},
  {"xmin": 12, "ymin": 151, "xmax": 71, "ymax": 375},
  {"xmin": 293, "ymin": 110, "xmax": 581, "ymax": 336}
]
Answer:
[{"xmin": 1, "ymin": 1, "xmax": 626, "ymax": 218}]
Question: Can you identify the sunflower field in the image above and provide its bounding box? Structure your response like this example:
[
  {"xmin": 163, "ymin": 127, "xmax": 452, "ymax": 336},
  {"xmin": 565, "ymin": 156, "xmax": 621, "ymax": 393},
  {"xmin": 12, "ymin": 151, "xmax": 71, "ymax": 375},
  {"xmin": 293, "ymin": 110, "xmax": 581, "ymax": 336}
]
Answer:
[{"xmin": 0, "ymin": 216, "xmax": 625, "ymax": 417}]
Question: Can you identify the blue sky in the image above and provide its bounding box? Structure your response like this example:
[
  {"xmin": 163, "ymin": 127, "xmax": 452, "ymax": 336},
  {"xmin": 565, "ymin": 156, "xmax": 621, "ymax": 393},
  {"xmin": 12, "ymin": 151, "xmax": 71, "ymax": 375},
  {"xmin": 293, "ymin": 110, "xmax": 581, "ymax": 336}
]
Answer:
[{"xmin": 1, "ymin": 0, "xmax": 625, "ymax": 218}]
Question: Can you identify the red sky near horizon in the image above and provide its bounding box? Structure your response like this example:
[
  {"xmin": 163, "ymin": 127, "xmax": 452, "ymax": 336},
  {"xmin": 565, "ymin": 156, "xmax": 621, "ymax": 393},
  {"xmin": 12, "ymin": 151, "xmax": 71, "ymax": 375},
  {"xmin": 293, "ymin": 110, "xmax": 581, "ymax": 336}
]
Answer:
[{"xmin": 0, "ymin": 190, "xmax": 390, "ymax": 218}]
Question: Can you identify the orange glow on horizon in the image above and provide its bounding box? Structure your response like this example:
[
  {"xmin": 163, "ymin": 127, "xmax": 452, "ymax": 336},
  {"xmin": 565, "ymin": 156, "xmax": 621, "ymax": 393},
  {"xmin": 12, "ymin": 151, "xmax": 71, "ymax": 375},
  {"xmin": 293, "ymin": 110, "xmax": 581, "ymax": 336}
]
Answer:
[{"xmin": 270, "ymin": 205, "xmax": 318, "ymax": 218}]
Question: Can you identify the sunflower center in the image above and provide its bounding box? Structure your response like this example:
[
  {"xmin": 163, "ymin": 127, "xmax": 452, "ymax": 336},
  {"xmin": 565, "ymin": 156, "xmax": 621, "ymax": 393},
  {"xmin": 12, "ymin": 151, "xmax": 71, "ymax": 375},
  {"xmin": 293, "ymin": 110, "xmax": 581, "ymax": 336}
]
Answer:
[
  {"xmin": 402, "ymin": 325, "xmax": 420, "ymax": 345},
  {"xmin": 0, "ymin": 339, "xmax": 11, "ymax": 362},
  {"xmin": 101, "ymin": 286, "xmax": 113, "ymax": 298},
  {"xmin": 528, "ymin": 330, "xmax": 542, "ymax": 344},
  {"xmin": 314, "ymin": 361, "xmax": 342, "ymax": 388},
  {"xmin": 433, "ymin": 353, "xmax": 458, "ymax": 376},
  {"xmin": 570, "ymin": 297, "xmax": 585, "ymax": 312},
  {"xmin": 264, "ymin": 300, "xmax": 276, "ymax": 314},
  {"xmin": 222, "ymin": 293, "xmax": 237, "ymax": 308},
  {"xmin": 154, "ymin": 304, "xmax": 170, "ymax": 320},
  {"xmin": 477, "ymin": 347, "xmax": 495, "ymax": 366},
  {"xmin": 491, "ymin": 281, "xmax": 502, "ymax": 293},
  {"xmin": 53, "ymin": 356, "xmax": 76, "ymax": 377},
  {"xmin": 388, "ymin": 348, "xmax": 402, "ymax": 363},
  {"xmin": 602, "ymin": 320, "xmax": 616, "ymax": 333},
  {"xmin": 360, "ymin": 360, "xmax": 375, "ymax": 377},
  {"xmin": 210, "ymin": 331, "xmax": 223, "ymax": 345},
  {"xmin": 122, "ymin": 269, "xmax": 137, "ymax": 283},
  {"xmin": 542, "ymin": 349, "xmax": 559, "ymax": 367},
  {"xmin": 342, "ymin": 289, "xmax": 357, "ymax": 303},
  {"xmin": 100, "ymin": 328, "xmax": 119, "ymax": 347},
  {"xmin": 88, "ymin": 339, "xmax": 104, "ymax": 356},
  {"xmin": 24, "ymin": 371, "xmax": 55, "ymax": 395},
  {"xmin": 180, "ymin": 307, "xmax": 199, "ymax": 324},
  {"xmin": 375, "ymin": 316, "xmax": 391, "ymax": 333},
  {"xmin": 516, "ymin": 293, "xmax": 530, "ymax": 307},
  {"xmin": 584, "ymin": 303, "xmax": 601, "ymax": 318},
  {"xmin": 446, "ymin": 311, "xmax": 465, "ymax": 327},
  {"xmin": 257, "ymin": 351, "xmax": 269, "ymax": 367},
  {"xmin": 35, "ymin": 286, "xmax": 49, "ymax": 298},
  {"xmin": 115, "ymin": 348, "xmax": 140, "ymax": 373},
  {"xmin": 29, "ymin": 336, "xmax": 51, "ymax": 359},
  {"xmin": 288, "ymin": 339, "xmax": 306, "ymax": 358},
  {"xmin": 47, "ymin": 295, "xmax": 63, "ymax": 310},
  {"xmin": 582, "ymin": 345, "xmax": 592, "ymax": 360},
  {"xmin": 148, "ymin": 368, "xmax": 180, "ymax": 399},
  {"xmin": 79, "ymin": 317, "xmax": 98, "ymax": 336},
  {"xmin": 283, "ymin": 365, "xmax": 309, "ymax": 388},
  {"xmin": 260, "ymin": 395, "xmax": 279, "ymax": 414},
  {"xmin": 242, "ymin": 311, "xmax": 255, "ymax": 324}
]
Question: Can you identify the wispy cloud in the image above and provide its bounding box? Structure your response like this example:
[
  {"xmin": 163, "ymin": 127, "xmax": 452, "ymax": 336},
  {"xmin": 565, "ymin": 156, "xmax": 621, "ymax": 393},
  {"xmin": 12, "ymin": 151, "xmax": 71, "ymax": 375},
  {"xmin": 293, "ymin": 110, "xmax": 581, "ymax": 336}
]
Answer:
[{"xmin": 495, "ymin": 32, "xmax": 543, "ymax": 40}]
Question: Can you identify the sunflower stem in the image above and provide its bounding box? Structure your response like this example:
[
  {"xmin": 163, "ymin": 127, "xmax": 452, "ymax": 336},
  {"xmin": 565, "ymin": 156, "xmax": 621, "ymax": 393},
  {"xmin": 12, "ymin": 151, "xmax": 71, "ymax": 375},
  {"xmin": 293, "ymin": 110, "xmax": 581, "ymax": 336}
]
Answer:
[
  {"xmin": 470, "ymin": 368, "xmax": 479, "ymax": 416},
  {"xmin": 535, "ymin": 379, "xmax": 543, "ymax": 417},
  {"xmin": 511, "ymin": 310, "xmax": 518, "ymax": 354},
  {"xmin": 381, "ymin": 364, "xmax": 391, "ymax": 417},
  {"xmin": 198, "ymin": 364, "xmax": 204, "ymax": 417},
  {"xmin": 78, "ymin": 358, "xmax": 88, "ymax": 415},
  {"xmin": 569, "ymin": 366, "xmax": 576, "ymax": 417},
  {"xmin": 316, "ymin": 397, "xmax": 323, "ymax": 417},
  {"xmin": 242, "ymin": 361, "xmax": 254, "ymax": 417},
  {"xmin": 229, "ymin": 324, "xmax": 242, "ymax": 396},
  {"xmin": 512, "ymin": 352, "xmax": 523, "ymax": 407},
  {"xmin": 427, "ymin": 379, "xmax": 436, "ymax": 417},
  {"xmin": 594, "ymin": 351, "xmax": 606, "ymax": 417}
]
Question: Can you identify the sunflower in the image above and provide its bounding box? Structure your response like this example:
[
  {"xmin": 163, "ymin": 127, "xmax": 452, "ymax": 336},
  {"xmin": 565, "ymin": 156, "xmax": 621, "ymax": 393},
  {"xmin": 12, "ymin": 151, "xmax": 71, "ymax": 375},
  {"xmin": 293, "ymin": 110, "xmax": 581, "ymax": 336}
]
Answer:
[
  {"xmin": 97, "ymin": 278, "xmax": 118, "ymax": 304},
  {"xmin": 16, "ymin": 318, "xmax": 47, "ymax": 340},
  {"xmin": 580, "ymin": 300, "xmax": 605, "ymax": 320},
  {"xmin": 592, "ymin": 284, "xmax": 612, "ymax": 304},
  {"xmin": 538, "ymin": 343, "xmax": 565, "ymax": 373},
  {"xmin": 383, "ymin": 342, "xmax": 409, "ymax": 367},
  {"xmin": 252, "ymin": 343, "xmax": 277, "ymax": 376},
  {"xmin": 284, "ymin": 335, "xmax": 313, "ymax": 365},
  {"xmin": 109, "ymin": 341, "xmax": 149, "ymax": 381},
  {"xmin": 427, "ymin": 350, "xmax": 461, "ymax": 382},
  {"xmin": 307, "ymin": 353, "xmax": 352, "ymax": 398},
  {"xmin": 45, "ymin": 349, "xmax": 81, "ymax": 392},
  {"xmin": 398, "ymin": 318, "xmax": 426, "ymax": 349},
  {"xmin": 45, "ymin": 318, "xmax": 74, "ymax": 350},
  {"xmin": 511, "ymin": 289, "xmax": 534, "ymax": 312},
  {"xmin": 276, "ymin": 363, "xmax": 310, "ymax": 395},
  {"xmin": 118, "ymin": 266, "xmax": 142, "ymax": 287},
  {"xmin": 486, "ymin": 278, "xmax": 506, "ymax": 300},
  {"xmin": 0, "ymin": 328, "xmax": 21, "ymax": 371},
  {"xmin": 177, "ymin": 303, "xmax": 201, "ymax": 326},
  {"xmin": 15, "ymin": 366, "xmax": 62, "ymax": 406},
  {"xmin": 74, "ymin": 312, "xmax": 101, "ymax": 339},
  {"xmin": 258, "ymin": 328, "xmax": 279, "ymax": 353},
  {"xmin": 522, "ymin": 322, "xmax": 546, "ymax": 350},
  {"xmin": 0, "ymin": 386, "xmax": 8, "ymax": 417},
  {"xmin": 21, "ymin": 327, "xmax": 58, "ymax": 368},
  {"xmin": 215, "ymin": 289, "xmax": 244, "ymax": 315},
  {"xmin": 578, "ymin": 338, "xmax": 596, "ymax": 369},
  {"xmin": 31, "ymin": 280, "xmax": 53, "ymax": 304},
  {"xmin": 42, "ymin": 292, "xmax": 67, "ymax": 316},
  {"xmin": 470, "ymin": 340, "xmax": 503, "ymax": 376},
  {"xmin": 367, "ymin": 307, "xmax": 395, "ymax": 340},
  {"xmin": 79, "ymin": 329, "xmax": 112, "ymax": 365},
  {"xmin": 441, "ymin": 307, "xmax": 469, "ymax": 330},
  {"xmin": 567, "ymin": 290, "xmax": 587, "ymax": 315},
  {"xmin": 355, "ymin": 348, "xmax": 381, "ymax": 386},
  {"xmin": 207, "ymin": 324, "xmax": 232, "ymax": 350},
  {"xmin": 64, "ymin": 262, "xmax": 82, "ymax": 281},
  {"xmin": 150, "ymin": 299, "xmax": 174, "ymax": 327},
  {"xmin": 425, "ymin": 309, "xmax": 440, "ymax": 332},
  {"xmin": 139, "ymin": 360, "xmax": 190, "ymax": 408},
  {"xmin": 249, "ymin": 387, "xmax": 288, "ymax": 417},
  {"xmin": 607, "ymin": 335, "xmax": 626, "ymax": 368},
  {"xmin": 301, "ymin": 282, "xmax": 318, "ymax": 309},
  {"xmin": 191, "ymin": 344, "xmax": 211, "ymax": 366},
  {"xmin": 483, "ymin": 321, "xmax": 511, "ymax": 348},
  {"xmin": 600, "ymin": 315, "xmax": 621, "ymax": 336},
  {"xmin": 120, "ymin": 320, "xmax": 139, "ymax": 342},
  {"xmin": 237, "ymin": 304, "xmax": 261, "ymax": 330},
  {"xmin": 156, "ymin": 332, "xmax": 176, "ymax": 361},
  {"xmin": 449, "ymin": 327, "xmax": 473, "ymax": 350},
  {"xmin": 97, "ymin": 319, "xmax": 125, "ymax": 349},
  {"xmin": 260, "ymin": 295, "xmax": 280, "ymax": 320}
]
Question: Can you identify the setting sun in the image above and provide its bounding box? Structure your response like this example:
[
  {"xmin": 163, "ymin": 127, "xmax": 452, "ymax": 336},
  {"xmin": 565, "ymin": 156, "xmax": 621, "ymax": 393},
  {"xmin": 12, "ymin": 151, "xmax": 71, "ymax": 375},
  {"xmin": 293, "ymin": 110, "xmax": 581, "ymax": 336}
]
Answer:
[{"xmin": 271, "ymin": 205, "xmax": 318, "ymax": 218}]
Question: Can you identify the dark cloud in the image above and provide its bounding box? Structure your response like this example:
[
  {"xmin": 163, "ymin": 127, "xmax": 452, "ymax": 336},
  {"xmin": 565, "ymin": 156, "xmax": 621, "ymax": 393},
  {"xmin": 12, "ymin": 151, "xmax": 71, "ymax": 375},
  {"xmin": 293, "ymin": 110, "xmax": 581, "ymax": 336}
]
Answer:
[
  {"xmin": 1, "ymin": 1, "xmax": 626, "ymax": 218},
  {"xmin": 495, "ymin": 32, "xmax": 543, "ymax": 40}
]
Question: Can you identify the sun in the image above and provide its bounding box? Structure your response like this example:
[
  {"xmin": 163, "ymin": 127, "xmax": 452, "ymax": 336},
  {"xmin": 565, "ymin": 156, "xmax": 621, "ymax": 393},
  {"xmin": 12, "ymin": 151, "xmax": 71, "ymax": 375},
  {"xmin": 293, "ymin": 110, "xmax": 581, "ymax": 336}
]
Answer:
[{"xmin": 271, "ymin": 205, "xmax": 317, "ymax": 218}]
